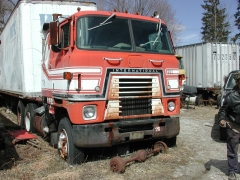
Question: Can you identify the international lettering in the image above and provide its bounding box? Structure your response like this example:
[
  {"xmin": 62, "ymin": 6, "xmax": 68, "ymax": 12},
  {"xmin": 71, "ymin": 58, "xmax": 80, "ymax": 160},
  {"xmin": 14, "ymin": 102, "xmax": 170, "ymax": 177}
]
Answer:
[{"xmin": 111, "ymin": 69, "xmax": 161, "ymax": 73}]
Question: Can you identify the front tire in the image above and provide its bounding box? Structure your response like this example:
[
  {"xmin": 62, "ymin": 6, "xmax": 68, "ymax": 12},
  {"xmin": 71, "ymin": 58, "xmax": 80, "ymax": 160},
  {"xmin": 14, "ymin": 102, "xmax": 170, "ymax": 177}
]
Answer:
[
  {"xmin": 24, "ymin": 103, "xmax": 38, "ymax": 132},
  {"xmin": 58, "ymin": 117, "xmax": 85, "ymax": 164}
]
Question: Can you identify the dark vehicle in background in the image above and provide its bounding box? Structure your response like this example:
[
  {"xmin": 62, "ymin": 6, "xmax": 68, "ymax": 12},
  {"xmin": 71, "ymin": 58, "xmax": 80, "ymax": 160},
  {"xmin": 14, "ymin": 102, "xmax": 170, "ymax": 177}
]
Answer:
[
  {"xmin": 218, "ymin": 70, "xmax": 238, "ymax": 141},
  {"xmin": 217, "ymin": 70, "xmax": 237, "ymax": 108}
]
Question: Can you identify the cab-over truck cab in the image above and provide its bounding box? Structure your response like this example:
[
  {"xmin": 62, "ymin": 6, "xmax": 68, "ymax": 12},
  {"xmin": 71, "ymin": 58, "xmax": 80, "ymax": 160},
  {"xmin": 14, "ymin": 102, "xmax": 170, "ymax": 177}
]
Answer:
[{"xmin": 40, "ymin": 10, "xmax": 181, "ymax": 164}]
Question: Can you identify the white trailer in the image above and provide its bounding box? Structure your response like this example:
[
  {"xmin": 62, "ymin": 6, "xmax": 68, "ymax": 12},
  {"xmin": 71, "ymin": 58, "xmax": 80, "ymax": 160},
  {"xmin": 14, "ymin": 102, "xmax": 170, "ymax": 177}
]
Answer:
[
  {"xmin": 0, "ymin": 0, "xmax": 97, "ymax": 99},
  {"xmin": 175, "ymin": 42, "xmax": 239, "ymax": 105}
]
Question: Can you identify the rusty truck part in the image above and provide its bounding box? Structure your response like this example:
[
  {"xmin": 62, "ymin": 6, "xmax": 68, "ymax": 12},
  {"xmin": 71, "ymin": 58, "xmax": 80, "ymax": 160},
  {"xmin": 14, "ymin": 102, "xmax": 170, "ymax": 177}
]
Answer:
[
  {"xmin": 154, "ymin": 141, "xmax": 168, "ymax": 153},
  {"xmin": 26, "ymin": 139, "xmax": 42, "ymax": 149},
  {"xmin": 110, "ymin": 141, "xmax": 167, "ymax": 173},
  {"xmin": 72, "ymin": 117, "xmax": 179, "ymax": 147}
]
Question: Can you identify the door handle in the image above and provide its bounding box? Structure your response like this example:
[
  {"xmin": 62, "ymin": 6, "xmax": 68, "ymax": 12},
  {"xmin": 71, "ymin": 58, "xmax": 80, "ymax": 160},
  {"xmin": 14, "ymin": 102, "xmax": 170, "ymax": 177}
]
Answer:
[
  {"xmin": 149, "ymin": 59, "xmax": 164, "ymax": 63},
  {"xmin": 103, "ymin": 57, "xmax": 123, "ymax": 61}
]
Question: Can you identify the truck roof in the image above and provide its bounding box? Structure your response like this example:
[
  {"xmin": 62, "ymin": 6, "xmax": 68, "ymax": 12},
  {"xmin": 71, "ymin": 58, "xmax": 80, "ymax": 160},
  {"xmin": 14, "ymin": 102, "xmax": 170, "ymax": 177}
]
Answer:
[
  {"xmin": 15, "ymin": 0, "xmax": 96, "ymax": 4},
  {"xmin": 70, "ymin": 10, "xmax": 167, "ymax": 25}
]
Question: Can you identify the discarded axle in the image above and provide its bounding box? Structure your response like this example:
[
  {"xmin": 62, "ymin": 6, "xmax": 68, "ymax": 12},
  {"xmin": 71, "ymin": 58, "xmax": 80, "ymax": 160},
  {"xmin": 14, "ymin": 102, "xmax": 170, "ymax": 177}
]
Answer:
[{"xmin": 110, "ymin": 141, "xmax": 168, "ymax": 173}]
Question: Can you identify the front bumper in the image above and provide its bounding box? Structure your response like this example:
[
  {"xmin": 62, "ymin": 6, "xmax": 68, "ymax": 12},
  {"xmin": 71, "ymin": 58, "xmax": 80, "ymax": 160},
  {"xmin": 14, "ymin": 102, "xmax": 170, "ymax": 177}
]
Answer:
[{"xmin": 72, "ymin": 117, "xmax": 180, "ymax": 147}]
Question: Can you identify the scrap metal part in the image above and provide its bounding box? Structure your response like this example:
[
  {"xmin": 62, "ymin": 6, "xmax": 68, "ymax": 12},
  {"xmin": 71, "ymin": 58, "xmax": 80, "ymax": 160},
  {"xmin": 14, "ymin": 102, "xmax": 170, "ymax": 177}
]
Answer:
[
  {"xmin": 110, "ymin": 156, "xmax": 126, "ymax": 173},
  {"xmin": 153, "ymin": 141, "xmax": 168, "ymax": 153},
  {"xmin": 26, "ymin": 139, "xmax": 42, "ymax": 149},
  {"xmin": 110, "ymin": 141, "xmax": 168, "ymax": 173}
]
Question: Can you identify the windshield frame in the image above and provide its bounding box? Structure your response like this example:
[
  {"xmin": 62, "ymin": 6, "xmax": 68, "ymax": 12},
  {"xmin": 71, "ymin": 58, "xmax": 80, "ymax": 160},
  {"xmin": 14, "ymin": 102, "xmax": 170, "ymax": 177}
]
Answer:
[{"xmin": 76, "ymin": 15, "xmax": 174, "ymax": 54}]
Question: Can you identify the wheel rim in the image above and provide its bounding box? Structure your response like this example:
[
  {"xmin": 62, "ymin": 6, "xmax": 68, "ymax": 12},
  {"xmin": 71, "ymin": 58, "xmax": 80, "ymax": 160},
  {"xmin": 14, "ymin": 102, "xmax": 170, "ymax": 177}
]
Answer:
[
  {"xmin": 25, "ymin": 112, "xmax": 30, "ymax": 131},
  {"xmin": 58, "ymin": 129, "xmax": 68, "ymax": 159}
]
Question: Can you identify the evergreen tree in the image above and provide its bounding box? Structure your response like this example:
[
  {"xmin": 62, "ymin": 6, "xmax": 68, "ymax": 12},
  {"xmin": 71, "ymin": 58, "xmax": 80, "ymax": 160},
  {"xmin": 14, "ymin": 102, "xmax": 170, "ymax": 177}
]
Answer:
[
  {"xmin": 232, "ymin": 0, "xmax": 240, "ymax": 42},
  {"xmin": 201, "ymin": 0, "xmax": 230, "ymax": 42}
]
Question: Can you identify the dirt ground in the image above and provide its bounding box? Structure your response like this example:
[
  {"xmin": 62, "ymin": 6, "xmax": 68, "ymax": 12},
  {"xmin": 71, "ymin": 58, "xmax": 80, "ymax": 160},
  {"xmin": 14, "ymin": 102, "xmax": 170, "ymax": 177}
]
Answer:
[{"xmin": 0, "ymin": 105, "xmax": 234, "ymax": 180}]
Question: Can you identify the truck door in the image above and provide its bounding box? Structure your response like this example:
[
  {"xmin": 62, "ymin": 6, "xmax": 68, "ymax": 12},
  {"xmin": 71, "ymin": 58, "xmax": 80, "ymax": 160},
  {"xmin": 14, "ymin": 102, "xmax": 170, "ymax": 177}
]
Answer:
[{"xmin": 50, "ymin": 22, "xmax": 70, "ymax": 69}]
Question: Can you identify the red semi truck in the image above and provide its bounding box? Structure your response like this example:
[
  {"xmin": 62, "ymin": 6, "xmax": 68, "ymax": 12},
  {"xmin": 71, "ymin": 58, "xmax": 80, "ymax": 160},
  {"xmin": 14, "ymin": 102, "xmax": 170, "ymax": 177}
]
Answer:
[{"xmin": 0, "ymin": 0, "xmax": 181, "ymax": 164}]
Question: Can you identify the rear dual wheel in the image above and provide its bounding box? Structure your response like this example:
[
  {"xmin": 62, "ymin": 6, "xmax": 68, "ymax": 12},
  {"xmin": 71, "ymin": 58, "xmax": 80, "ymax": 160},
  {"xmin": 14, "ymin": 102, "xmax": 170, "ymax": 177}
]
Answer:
[
  {"xmin": 24, "ymin": 103, "xmax": 38, "ymax": 132},
  {"xmin": 17, "ymin": 100, "xmax": 25, "ymax": 128}
]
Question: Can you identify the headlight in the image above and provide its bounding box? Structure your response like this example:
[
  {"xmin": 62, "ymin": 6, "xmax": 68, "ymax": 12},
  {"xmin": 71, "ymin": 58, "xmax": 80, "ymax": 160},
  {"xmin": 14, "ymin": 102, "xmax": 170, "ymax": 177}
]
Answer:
[
  {"xmin": 83, "ymin": 105, "xmax": 96, "ymax": 120},
  {"xmin": 168, "ymin": 101, "xmax": 175, "ymax": 111}
]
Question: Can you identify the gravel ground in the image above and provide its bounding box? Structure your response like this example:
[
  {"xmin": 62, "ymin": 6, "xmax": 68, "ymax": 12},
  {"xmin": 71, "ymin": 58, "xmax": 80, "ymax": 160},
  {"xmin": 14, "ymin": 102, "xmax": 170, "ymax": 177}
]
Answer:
[
  {"xmin": 177, "ymin": 106, "xmax": 228, "ymax": 180},
  {"xmin": 0, "ymin": 105, "xmax": 237, "ymax": 180}
]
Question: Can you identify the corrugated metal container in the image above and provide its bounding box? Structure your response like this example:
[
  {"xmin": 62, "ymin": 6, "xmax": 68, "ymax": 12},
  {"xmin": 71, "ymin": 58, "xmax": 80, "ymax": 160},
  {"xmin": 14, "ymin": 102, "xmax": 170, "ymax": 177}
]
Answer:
[
  {"xmin": 175, "ymin": 43, "xmax": 239, "ymax": 89},
  {"xmin": 0, "ymin": 0, "xmax": 97, "ymax": 98}
]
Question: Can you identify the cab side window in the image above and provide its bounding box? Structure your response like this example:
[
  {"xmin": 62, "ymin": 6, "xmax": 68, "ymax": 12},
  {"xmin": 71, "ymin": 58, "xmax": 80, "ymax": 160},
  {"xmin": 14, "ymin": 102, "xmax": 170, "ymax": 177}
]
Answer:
[{"xmin": 61, "ymin": 23, "xmax": 70, "ymax": 48}]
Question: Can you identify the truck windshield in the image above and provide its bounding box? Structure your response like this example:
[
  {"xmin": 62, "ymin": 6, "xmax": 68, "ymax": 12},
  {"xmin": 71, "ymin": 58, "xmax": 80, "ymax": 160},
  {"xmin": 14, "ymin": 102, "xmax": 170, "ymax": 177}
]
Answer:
[
  {"xmin": 131, "ymin": 20, "xmax": 173, "ymax": 53},
  {"xmin": 76, "ymin": 15, "xmax": 174, "ymax": 54},
  {"xmin": 77, "ymin": 16, "xmax": 132, "ymax": 51}
]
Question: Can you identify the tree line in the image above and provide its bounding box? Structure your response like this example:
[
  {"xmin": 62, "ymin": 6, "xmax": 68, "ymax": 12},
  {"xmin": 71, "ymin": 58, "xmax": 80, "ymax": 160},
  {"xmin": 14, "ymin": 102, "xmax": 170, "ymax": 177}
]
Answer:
[{"xmin": 0, "ymin": 0, "xmax": 239, "ymax": 44}]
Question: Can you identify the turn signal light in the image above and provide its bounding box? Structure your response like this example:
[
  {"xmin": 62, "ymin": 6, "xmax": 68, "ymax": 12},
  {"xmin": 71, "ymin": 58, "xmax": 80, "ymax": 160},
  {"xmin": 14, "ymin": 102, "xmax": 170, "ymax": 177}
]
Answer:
[
  {"xmin": 180, "ymin": 74, "xmax": 185, "ymax": 80},
  {"xmin": 63, "ymin": 72, "xmax": 73, "ymax": 80}
]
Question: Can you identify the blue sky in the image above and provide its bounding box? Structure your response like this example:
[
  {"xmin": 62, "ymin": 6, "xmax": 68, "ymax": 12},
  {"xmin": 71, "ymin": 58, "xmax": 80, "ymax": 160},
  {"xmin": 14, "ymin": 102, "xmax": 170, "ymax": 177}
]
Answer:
[{"xmin": 168, "ymin": 0, "xmax": 239, "ymax": 46}]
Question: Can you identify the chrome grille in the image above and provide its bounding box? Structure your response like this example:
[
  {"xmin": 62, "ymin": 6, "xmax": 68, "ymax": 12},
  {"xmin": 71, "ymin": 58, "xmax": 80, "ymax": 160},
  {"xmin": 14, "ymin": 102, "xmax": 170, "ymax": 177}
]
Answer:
[
  {"xmin": 109, "ymin": 76, "xmax": 160, "ymax": 99},
  {"xmin": 107, "ymin": 76, "xmax": 161, "ymax": 117},
  {"xmin": 120, "ymin": 98, "xmax": 152, "ymax": 116}
]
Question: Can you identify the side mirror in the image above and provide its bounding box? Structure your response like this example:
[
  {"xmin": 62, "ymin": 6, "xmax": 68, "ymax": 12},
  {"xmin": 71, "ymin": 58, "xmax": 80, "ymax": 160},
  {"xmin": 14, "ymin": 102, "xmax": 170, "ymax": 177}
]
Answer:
[
  {"xmin": 49, "ymin": 22, "xmax": 61, "ymax": 53},
  {"xmin": 49, "ymin": 22, "xmax": 58, "ymax": 45}
]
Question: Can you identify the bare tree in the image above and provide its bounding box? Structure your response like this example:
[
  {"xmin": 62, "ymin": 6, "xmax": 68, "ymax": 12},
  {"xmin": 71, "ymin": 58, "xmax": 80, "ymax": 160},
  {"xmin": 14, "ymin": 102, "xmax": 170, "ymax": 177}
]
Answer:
[
  {"xmin": 95, "ymin": 0, "xmax": 182, "ymax": 46},
  {"xmin": 0, "ymin": 0, "xmax": 16, "ymax": 33},
  {"xmin": 150, "ymin": 0, "xmax": 182, "ymax": 45},
  {"xmin": 1, "ymin": 0, "xmax": 182, "ymax": 45}
]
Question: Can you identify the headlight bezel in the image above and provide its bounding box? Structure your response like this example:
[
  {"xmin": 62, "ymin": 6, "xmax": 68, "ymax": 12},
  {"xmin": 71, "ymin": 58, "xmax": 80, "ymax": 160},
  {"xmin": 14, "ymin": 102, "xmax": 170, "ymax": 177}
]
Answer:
[
  {"xmin": 82, "ymin": 105, "xmax": 97, "ymax": 120},
  {"xmin": 168, "ymin": 101, "xmax": 176, "ymax": 112}
]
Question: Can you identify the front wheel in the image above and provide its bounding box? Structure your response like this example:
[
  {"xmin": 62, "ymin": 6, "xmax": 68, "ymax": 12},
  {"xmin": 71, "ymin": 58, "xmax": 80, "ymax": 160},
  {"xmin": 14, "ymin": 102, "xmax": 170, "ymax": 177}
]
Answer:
[{"xmin": 58, "ymin": 117, "xmax": 85, "ymax": 164}]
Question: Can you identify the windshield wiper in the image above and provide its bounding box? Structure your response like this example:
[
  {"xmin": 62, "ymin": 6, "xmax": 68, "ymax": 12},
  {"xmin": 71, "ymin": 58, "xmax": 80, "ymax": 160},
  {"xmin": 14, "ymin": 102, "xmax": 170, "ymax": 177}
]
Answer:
[
  {"xmin": 153, "ymin": 19, "xmax": 162, "ymax": 46},
  {"xmin": 88, "ymin": 13, "xmax": 116, "ymax": 31}
]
